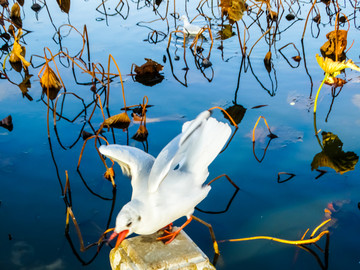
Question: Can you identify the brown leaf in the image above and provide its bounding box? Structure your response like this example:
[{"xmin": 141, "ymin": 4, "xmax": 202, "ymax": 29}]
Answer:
[
  {"xmin": 134, "ymin": 58, "xmax": 163, "ymax": 75},
  {"xmin": 18, "ymin": 74, "xmax": 33, "ymax": 101},
  {"xmin": 56, "ymin": 0, "xmax": 70, "ymax": 14},
  {"xmin": 132, "ymin": 125, "xmax": 148, "ymax": 142},
  {"xmin": 216, "ymin": 24, "xmax": 235, "ymax": 40},
  {"xmin": 320, "ymin": 30, "xmax": 348, "ymax": 60},
  {"xmin": 0, "ymin": 115, "xmax": 13, "ymax": 131},
  {"xmin": 10, "ymin": 3, "xmax": 22, "ymax": 28},
  {"xmin": 220, "ymin": 0, "xmax": 246, "ymax": 23},
  {"xmin": 311, "ymin": 132, "xmax": 359, "ymax": 174},
  {"xmin": 251, "ymin": 105, "xmax": 268, "ymax": 109},
  {"xmin": 133, "ymin": 59, "xmax": 164, "ymax": 86},
  {"xmin": 81, "ymin": 130, "xmax": 93, "ymax": 140},
  {"xmin": 0, "ymin": 0, "xmax": 9, "ymax": 8},
  {"xmin": 264, "ymin": 51, "xmax": 272, "ymax": 73},
  {"xmin": 267, "ymin": 10, "xmax": 278, "ymax": 21},
  {"xmin": 103, "ymin": 112, "xmax": 130, "ymax": 130},
  {"xmin": 223, "ymin": 104, "xmax": 246, "ymax": 126},
  {"xmin": 292, "ymin": 55, "xmax": 301, "ymax": 62}
]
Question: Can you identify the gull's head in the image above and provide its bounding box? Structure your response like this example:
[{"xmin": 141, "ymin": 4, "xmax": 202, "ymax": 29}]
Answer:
[{"xmin": 108, "ymin": 204, "xmax": 142, "ymax": 249}]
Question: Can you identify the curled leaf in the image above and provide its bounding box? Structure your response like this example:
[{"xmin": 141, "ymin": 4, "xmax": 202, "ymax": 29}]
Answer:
[
  {"xmin": 216, "ymin": 24, "xmax": 235, "ymax": 40},
  {"xmin": 56, "ymin": 0, "xmax": 70, "ymax": 13},
  {"xmin": 9, "ymin": 30, "xmax": 31, "ymax": 71},
  {"xmin": 223, "ymin": 104, "xmax": 246, "ymax": 126},
  {"xmin": 264, "ymin": 51, "xmax": 272, "ymax": 73},
  {"xmin": 0, "ymin": 0, "xmax": 9, "ymax": 8},
  {"xmin": 320, "ymin": 30, "xmax": 348, "ymax": 60},
  {"xmin": 220, "ymin": 0, "xmax": 246, "ymax": 23},
  {"xmin": 311, "ymin": 132, "xmax": 359, "ymax": 174},
  {"xmin": 40, "ymin": 66, "xmax": 62, "ymax": 100},
  {"xmin": 133, "ymin": 58, "xmax": 164, "ymax": 86},
  {"xmin": 132, "ymin": 125, "xmax": 148, "ymax": 142},
  {"xmin": 10, "ymin": 3, "xmax": 22, "ymax": 28},
  {"xmin": 18, "ymin": 74, "xmax": 33, "ymax": 101},
  {"xmin": 0, "ymin": 115, "xmax": 13, "ymax": 131},
  {"xmin": 103, "ymin": 112, "xmax": 130, "ymax": 130}
]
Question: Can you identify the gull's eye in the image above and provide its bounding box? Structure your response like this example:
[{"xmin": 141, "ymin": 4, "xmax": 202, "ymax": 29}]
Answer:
[{"xmin": 126, "ymin": 221, "xmax": 132, "ymax": 227}]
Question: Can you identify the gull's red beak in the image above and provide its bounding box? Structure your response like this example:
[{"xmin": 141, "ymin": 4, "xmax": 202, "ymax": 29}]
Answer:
[{"xmin": 109, "ymin": 230, "xmax": 129, "ymax": 249}]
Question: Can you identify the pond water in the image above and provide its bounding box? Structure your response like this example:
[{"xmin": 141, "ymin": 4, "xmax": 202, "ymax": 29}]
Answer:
[{"xmin": 1, "ymin": 0, "xmax": 360, "ymax": 269}]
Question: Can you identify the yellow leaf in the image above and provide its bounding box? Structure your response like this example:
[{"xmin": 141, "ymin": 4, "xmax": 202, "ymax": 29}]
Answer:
[
  {"xmin": 220, "ymin": 0, "xmax": 246, "ymax": 23},
  {"xmin": 10, "ymin": 31, "xmax": 30, "ymax": 70},
  {"xmin": 103, "ymin": 112, "xmax": 131, "ymax": 129},
  {"xmin": 40, "ymin": 66, "xmax": 62, "ymax": 100}
]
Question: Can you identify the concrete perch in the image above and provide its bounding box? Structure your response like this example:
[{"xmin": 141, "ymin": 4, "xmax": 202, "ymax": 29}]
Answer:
[{"xmin": 110, "ymin": 228, "xmax": 215, "ymax": 270}]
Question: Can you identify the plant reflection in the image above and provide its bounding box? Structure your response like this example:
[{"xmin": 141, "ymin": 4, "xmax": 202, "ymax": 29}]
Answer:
[{"xmin": 311, "ymin": 131, "xmax": 359, "ymax": 175}]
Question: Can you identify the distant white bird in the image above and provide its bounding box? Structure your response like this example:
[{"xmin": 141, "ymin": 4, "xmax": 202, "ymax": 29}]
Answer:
[
  {"xmin": 180, "ymin": 15, "xmax": 202, "ymax": 36},
  {"xmin": 100, "ymin": 110, "xmax": 231, "ymax": 248}
]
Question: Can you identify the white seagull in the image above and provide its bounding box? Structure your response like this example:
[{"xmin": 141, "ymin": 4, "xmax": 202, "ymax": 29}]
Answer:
[
  {"xmin": 100, "ymin": 110, "xmax": 231, "ymax": 248},
  {"xmin": 180, "ymin": 15, "xmax": 202, "ymax": 36}
]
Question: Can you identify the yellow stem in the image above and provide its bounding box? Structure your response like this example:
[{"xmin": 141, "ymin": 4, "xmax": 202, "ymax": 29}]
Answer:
[{"xmin": 313, "ymin": 74, "xmax": 329, "ymax": 113}]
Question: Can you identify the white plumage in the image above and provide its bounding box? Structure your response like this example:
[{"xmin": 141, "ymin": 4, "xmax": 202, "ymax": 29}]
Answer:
[
  {"xmin": 180, "ymin": 15, "xmax": 202, "ymax": 35},
  {"xmin": 100, "ymin": 110, "xmax": 231, "ymax": 247}
]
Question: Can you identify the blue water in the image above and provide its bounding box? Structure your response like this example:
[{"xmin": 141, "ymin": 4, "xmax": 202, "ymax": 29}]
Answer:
[{"xmin": 1, "ymin": 1, "xmax": 360, "ymax": 269}]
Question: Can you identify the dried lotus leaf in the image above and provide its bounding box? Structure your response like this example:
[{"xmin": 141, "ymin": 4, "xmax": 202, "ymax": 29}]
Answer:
[
  {"xmin": 103, "ymin": 112, "xmax": 131, "ymax": 129},
  {"xmin": 56, "ymin": 0, "xmax": 70, "ymax": 14},
  {"xmin": 40, "ymin": 66, "xmax": 62, "ymax": 100}
]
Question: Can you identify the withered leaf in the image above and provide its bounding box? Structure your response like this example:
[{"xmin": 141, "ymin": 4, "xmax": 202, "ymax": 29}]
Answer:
[
  {"xmin": 0, "ymin": 0, "xmax": 9, "ymax": 8},
  {"xmin": 251, "ymin": 104, "xmax": 268, "ymax": 109},
  {"xmin": 267, "ymin": 10, "xmax": 278, "ymax": 21},
  {"xmin": 313, "ymin": 14, "xmax": 321, "ymax": 24},
  {"xmin": 285, "ymin": 14, "xmax": 295, "ymax": 21},
  {"xmin": 134, "ymin": 58, "xmax": 163, "ymax": 75},
  {"xmin": 10, "ymin": 3, "xmax": 22, "ymax": 28},
  {"xmin": 292, "ymin": 55, "xmax": 301, "ymax": 62},
  {"xmin": 16, "ymin": 0, "xmax": 24, "ymax": 6},
  {"xmin": 134, "ymin": 58, "xmax": 164, "ymax": 86},
  {"xmin": 223, "ymin": 104, "xmax": 246, "ymax": 126},
  {"xmin": 264, "ymin": 51, "xmax": 272, "ymax": 73},
  {"xmin": 132, "ymin": 125, "xmax": 148, "ymax": 142},
  {"xmin": 81, "ymin": 130, "xmax": 93, "ymax": 140},
  {"xmin": 220, "ymin": 0, "xmax": 246, "ymax": 23},
  {"xmin": 320, "ymin": 30, "xmax": 347, "ymax": 60},
  {"xmin": 103, "ymin": 112, "xmax": 130, "ymax": 130},
  {"xmin": 216, "ymin": 24, "xmax": 235, "ymax": 40},
  {"xmin": 0, "ymin": 115, "xmax": 13, "ymax": 132},
  {"xmin": 10, "ymin": 30, "xmax": 31, "ymax": 71},
  {"xmin": 40, "ymin": 66, "xmax": 62, "ymax": 100},
  {"xmin": 31, "ymin": 3, "xmax": 41, "ymax": 12},
  {"xmin": 18, "ymin": 74, "xmax": 33, "ymax": 101},
  {"xmin": 56, "ymin": 0, "xmax": 70, "ymax": 14},
  {"xmin": 311, "ymin": 132, "xmax": 359, "ymax": 174}
]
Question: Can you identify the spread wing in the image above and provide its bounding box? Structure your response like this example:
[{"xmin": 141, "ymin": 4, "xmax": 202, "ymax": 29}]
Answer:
[
  {"xmin": 99, "ymin": 145, "xmax": 155, "ymax": 197},
  {"xmin": 148, "ymin": 110, "xmax": 231, "ymax": 193}
]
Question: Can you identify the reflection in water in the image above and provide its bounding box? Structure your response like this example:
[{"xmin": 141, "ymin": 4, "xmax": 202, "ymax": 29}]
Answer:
[
  {"xmin": 1, "ymin": 0, "xmax": 360, "ymax": 269},
  {"xmin": 311, "ymin": 132, "xmax": 359, "ymax": 174}
]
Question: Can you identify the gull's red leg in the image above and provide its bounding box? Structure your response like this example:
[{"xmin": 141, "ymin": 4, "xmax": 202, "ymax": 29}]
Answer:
[{"xmin": 157, "ymin": 217, "xmax": 193, "ymax": 244}]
